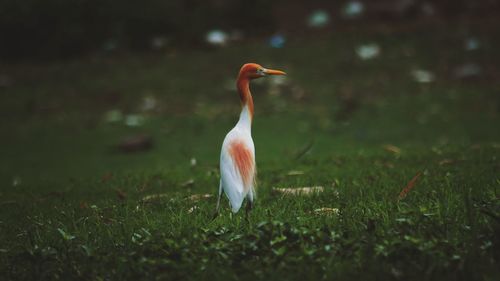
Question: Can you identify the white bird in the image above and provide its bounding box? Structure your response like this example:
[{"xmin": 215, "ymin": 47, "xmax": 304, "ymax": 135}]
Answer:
[{"xmin": 215, "ymin": 63, "xmax": 286, "ymax": 216}]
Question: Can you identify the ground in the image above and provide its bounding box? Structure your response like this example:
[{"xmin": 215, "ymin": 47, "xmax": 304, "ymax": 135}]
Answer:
[{"xmin": 0, "ymin": 22, "xmax": 499, "ymax": 280}]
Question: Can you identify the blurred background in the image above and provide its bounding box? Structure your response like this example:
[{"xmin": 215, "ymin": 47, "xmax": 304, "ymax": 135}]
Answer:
[
  {"xmin": 1, "ymin": 0, "xmax": 500, "ymax": 60},
  {"xmin": 0, "ymin": 0, "xmax": 499, "ymax": 186}
]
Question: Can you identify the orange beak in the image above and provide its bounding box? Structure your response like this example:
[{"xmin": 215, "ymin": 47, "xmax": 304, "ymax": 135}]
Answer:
[{"xmin": 263, "ymin": 68, "xmax": 286, "ymax": 76}]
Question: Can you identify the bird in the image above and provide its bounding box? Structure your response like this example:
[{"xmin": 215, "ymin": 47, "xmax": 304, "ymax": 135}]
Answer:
[{"xmin": 215, "ymin": 63, "xmax": 286, "ymax": 217}]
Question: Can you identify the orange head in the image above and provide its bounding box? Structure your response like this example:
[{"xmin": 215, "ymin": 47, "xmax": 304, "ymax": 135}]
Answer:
[
  {"xmin": 237, "ymin": 63, "xmax": 286, "ymax": 80},
  {"xmin": 236, "ymin": 63, "xmax": 286, "ymax": 120}
]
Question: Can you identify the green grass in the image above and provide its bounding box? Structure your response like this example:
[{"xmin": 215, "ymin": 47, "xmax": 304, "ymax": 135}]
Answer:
[{"xmin": 0, "ymin": 23, "xmax": 499, "ymax": 280}]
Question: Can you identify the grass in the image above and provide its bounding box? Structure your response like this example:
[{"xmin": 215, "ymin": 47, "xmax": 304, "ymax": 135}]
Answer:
[{"xmin": 0, "ymin": 22, "xmax": 499, "ymax": 280}]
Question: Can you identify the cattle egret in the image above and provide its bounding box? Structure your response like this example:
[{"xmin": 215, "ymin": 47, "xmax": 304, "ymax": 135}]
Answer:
[{"xmin": 215, "ymin": 63, "xmax": 286, "ymax": 217}]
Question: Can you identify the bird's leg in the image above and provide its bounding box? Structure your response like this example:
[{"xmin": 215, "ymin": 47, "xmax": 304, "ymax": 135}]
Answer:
[
  {"xmin": 245, "ymin": 200, "xmax": 253, "ymax": 223},
  {"xmin": 212, "ymin": 197, "xmax": 220, "ymax": 220},
  {"xmin": 212, "ymin": 182, "xmax": 223, "ymax": 221}
]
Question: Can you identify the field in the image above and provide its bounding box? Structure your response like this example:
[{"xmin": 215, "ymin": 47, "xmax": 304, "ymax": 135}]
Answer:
[{"xmin": 0, "ymin": 22, "xmax": 499, "ymax": 280}]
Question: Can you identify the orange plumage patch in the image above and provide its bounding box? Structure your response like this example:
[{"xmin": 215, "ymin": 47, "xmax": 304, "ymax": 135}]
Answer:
[
  {"xmin": 398, "ymin": 172, "xmax": 422, "ymax": 200},
  {"xmin": 229, "ymin": 140, "xmax": 254, "ymax": 190}
]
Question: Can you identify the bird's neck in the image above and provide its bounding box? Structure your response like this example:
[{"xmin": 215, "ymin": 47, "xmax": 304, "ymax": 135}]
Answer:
[{"xmin": 236, "ymin": 77, "xmax": 254, "ymax": 130}]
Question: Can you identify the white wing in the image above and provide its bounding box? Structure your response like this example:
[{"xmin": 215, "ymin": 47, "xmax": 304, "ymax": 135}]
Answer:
[
  {"xmin": 219, "ymin": 127, "xmax": 255, "ymax": 213},
  {"xmin": 220, "ymin": 146, "xmax": 245, "ymax": 212}
]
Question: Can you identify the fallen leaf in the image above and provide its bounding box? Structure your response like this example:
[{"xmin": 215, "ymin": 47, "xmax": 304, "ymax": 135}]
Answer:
[
  {"xmin": 140, "ymin": 193, "xmax": 168, "ymax": 203},
  {"xmin": 117, "ymin": 134, "xmax": 153, "ymax": 153},
  {"xmin": 313, "ymin": 207, "xmax": 340, "ymax": 216},
  {"xmin": 470, "ymin": 144, "xmax": 482, "ymax": 150},
  {"xmin": 124, "ymin": 114, "xmax": 145, "ymax": 127},
  {"xmin": 181, "ymin": 179, "xmax": 195, "ymax": 187},
  {"xmin": 186, "ymin": 194, "xmax": 212, "ymax": 202},
  {"xmin": 398, "ymin": 172, "xmax": 422, "ymax": 200},
  {"xmin": 114, "ymin": 188, "xmax": 127, "ymax": 200},
  {"xmin": 411, "ymin": 69, "xmax": 435, "ymax": 83},
  {"xmin": 356, "ymin": 43, "xmax": 380, "ymax": 60},
  {"xmin": 383, "ymin": 144, "xmax": 401, "ymax": 154},
  {"xmin": 273, "ymin": 186, "xmax": 324, "ymax": 196},
  {"xmin": 287, "ymin": 170, "xmax": 305, "ymax": 176},
  {"xmin": 439, "ymin": 159, "xmax": 455, "ymax": 165}
]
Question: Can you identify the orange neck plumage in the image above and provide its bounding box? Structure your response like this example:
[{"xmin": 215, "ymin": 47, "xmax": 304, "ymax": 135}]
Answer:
[{"xmin": 236, "ymin": 76, "xmax": 254, "ymax": 121}]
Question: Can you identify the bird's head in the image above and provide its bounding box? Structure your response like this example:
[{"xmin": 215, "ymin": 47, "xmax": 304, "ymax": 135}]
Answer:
[{"xmin": 238, "ymin": 63, "xmax": 286, "ymax": 80}]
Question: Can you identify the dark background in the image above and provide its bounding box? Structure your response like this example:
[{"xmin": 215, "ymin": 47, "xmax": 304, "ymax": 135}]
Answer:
[{"xmin": 2, "ymin": 0, "xmax": 499, "ymax": 60}]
